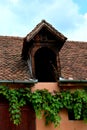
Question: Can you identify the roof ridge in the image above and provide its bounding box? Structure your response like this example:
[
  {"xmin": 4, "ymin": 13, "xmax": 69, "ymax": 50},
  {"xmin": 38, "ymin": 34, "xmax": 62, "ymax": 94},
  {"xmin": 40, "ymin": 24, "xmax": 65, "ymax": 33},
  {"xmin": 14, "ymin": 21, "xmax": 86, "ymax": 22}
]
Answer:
[
  {"xmin": 0, "ymin": 35, "xmax": 23, "ymax": 40},
  {"xmin": 66, "ymin": 40, "xmax": 87, "ymax": 43}
]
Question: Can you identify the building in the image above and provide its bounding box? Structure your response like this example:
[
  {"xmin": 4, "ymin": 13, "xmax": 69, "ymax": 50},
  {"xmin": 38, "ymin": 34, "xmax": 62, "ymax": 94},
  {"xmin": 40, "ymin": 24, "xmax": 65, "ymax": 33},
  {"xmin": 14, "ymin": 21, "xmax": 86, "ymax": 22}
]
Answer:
[{"xmin": 0, "ymin": 20, "xmax": 87, "ymax": 130}]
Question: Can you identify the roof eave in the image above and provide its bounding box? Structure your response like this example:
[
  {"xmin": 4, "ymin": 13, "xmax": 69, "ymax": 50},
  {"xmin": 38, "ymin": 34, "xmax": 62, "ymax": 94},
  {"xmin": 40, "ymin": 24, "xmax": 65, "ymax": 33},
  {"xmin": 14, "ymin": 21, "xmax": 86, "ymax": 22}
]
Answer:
[
  {"xmin": 59, "ymin": 79, "xmax": 87, "ymax": 87},
  {"xmin": 0, "ymin": 79, "xmax": 38, "ymax": 84}
]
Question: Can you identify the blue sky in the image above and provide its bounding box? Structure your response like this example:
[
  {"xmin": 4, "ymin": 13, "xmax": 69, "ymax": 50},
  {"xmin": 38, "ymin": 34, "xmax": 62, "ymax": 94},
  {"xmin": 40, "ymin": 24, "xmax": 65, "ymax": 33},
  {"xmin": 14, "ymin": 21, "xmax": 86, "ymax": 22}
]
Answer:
[{"xmin": 0, "ymin": 0, "xmax": 87, "ymax": 41}]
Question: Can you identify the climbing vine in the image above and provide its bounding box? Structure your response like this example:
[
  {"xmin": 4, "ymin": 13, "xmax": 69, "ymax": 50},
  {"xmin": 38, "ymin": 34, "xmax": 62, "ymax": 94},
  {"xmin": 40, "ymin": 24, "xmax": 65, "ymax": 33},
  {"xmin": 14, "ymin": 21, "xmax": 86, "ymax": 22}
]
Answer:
[{"xmin": 0, "ymin": 86, "xmax": 87, "ymax": 127}]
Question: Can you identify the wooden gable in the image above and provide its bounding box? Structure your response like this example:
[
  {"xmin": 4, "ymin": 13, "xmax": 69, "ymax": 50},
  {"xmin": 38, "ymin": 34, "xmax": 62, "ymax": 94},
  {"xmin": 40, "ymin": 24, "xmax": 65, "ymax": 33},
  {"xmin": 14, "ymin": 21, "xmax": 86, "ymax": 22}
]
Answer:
[
  {"xmin": 21, "ymin": 20, "xmax": 67, "ymax": 82},
  {"xmin": 22, "ymin": 20, "xmax": 67, "ymax": 60}
]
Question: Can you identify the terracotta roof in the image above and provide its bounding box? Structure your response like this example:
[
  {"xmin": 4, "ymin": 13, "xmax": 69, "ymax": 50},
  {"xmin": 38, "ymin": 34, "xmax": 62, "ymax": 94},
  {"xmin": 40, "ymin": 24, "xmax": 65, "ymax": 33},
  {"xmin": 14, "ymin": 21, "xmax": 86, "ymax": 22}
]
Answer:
[
  {"xmin": 0, "ymin": 36, "xmax": 31, "ymax": 81},
  {"xmin": 0, "ymin": 23, "xmax": 87, "ymax": 81},
  {"xmin": 0, "ymin": 36, "xmax": 86, "ymax": 80},
  {"xmin": 60, "ymin": 41, "xmax": 87, "ymax": 80},
  {"xmin": 25, "ymin": 20, "xmax": 67, "ymax": 42},
  {"xmin": 0, "ymin": 36, "xmax": 87, "ymax": 81}
]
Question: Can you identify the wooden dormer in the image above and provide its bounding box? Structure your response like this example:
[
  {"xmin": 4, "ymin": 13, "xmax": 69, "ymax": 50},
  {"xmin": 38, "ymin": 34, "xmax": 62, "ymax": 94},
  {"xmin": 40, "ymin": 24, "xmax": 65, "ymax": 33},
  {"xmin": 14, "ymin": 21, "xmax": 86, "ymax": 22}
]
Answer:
[{"xmin": 22, "ymin": 20, "xmax": 67, "ymax": 82}]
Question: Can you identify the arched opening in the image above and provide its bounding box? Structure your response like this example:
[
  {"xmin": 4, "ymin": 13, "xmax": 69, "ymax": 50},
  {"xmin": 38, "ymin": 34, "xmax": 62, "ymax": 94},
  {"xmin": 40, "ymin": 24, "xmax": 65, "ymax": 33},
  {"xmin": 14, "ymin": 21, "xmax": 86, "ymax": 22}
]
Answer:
[{"xmin": 34, "ymin": 47, "xmax": 57, "ymax": 82}]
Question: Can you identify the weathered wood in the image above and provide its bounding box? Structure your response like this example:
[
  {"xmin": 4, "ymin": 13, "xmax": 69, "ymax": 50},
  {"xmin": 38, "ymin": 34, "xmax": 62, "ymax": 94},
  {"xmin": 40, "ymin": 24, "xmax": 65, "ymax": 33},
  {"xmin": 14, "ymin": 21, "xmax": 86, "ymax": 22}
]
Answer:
[{"xmin": 0, "ymin": 103, "xmax": 36, "ymax": 130}]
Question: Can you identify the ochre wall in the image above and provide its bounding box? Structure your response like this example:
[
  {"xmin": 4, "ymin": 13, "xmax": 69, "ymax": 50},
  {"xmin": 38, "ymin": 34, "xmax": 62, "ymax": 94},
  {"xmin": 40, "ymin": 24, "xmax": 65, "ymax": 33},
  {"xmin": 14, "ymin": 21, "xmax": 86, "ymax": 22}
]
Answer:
[
  {"xmin": 32, "ymin": 82, "xmax": 87, "ymax": 130},
  {"xmin": 32, "ymin": 82, "xmax": 59, "ymax": 92},
  {"xmin": 1, "ymin": 82, "xmax": 87, "ymax": 130}
]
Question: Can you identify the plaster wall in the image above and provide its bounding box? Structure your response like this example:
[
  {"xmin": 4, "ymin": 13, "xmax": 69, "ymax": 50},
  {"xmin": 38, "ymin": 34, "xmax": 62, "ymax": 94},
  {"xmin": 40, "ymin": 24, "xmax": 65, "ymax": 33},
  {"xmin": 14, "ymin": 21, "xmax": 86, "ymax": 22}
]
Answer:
[{"xmin": 32, "ymin": 82, "xmax": 87, "ymax": 130}]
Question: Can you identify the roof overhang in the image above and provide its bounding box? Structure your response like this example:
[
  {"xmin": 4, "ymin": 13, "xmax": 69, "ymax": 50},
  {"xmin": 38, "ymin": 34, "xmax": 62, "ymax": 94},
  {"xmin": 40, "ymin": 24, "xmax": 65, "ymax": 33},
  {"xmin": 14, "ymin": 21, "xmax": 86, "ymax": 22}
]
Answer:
[{"xmin": 59, "ymin": 80, "xmax": 87, "ymax": 88}]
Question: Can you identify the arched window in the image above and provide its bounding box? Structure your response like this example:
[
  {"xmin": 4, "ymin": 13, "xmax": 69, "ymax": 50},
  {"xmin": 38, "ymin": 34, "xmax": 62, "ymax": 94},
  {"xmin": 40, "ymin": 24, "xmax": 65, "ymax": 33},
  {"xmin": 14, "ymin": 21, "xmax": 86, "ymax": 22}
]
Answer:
[{"xmin": 34, "ymin": 47, "xmax": 57, "ymax": 82}]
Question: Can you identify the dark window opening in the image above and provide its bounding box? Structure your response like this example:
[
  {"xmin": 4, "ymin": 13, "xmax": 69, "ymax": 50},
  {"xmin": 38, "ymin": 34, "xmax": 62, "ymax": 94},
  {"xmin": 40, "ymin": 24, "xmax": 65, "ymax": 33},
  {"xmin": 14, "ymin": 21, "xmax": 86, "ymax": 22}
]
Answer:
[
  {"xmin": 68, "ymin": 110, "xmax": 83, "ymax": 120},
  {"xmin": 35, "ymin": 47, "xmax": 57, "ymax": 82}
]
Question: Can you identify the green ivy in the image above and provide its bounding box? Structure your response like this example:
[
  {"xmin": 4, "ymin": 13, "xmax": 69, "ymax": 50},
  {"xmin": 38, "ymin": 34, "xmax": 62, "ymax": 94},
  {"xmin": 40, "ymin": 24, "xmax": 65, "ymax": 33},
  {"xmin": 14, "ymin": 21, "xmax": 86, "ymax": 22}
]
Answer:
[{"xmin": 0, "ymin": 86, "xmax": 87, "ymax": 127}]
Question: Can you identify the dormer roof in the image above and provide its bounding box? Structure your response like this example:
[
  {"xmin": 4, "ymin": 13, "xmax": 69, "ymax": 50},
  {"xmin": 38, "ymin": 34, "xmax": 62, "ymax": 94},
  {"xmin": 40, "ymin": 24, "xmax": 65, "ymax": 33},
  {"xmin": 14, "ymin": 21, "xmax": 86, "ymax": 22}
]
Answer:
[
  {"xmin": 25, "ymin": 20, "xmax": 67, "ymax": 42},
  {"xmin": 22, "ymin": 20, "xmax": 67, "ymax": 60}
]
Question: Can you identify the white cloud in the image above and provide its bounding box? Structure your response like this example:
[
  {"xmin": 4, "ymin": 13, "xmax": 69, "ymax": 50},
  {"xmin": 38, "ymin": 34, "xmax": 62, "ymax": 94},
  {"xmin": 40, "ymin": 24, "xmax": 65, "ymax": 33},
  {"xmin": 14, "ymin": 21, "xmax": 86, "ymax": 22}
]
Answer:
[
  {"xmin": 8, "ymin": 0, "xmax": 19, "ymax": 4},
  {"xmin": 0, "ymin": 0, "xmax": 87, "ymax": 41},
  {"xmin": 67, "ymin": 13, "xmax": 87, "ymax": 41}
]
